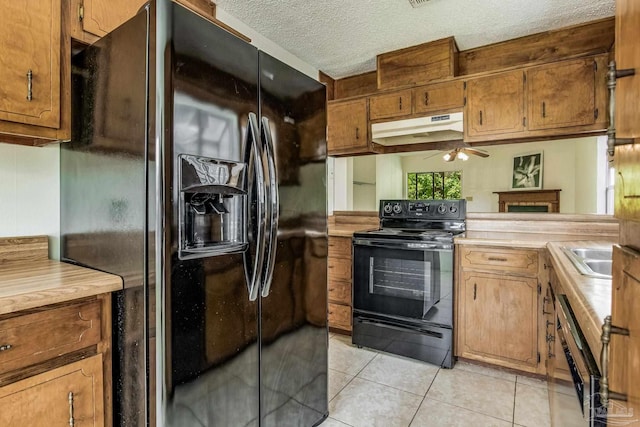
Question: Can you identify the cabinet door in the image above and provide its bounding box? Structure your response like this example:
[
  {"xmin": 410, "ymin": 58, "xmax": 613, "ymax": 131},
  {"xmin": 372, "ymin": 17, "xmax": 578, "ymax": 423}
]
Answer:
[
  {"xmin": 413, "ymin": 80, "xmax": 464, "ymax": 115},
  {"xmin": 465, "ymin": 70, "xmax": 525, "ymax": 138},
  {"xmin": 527, "ymin": 58, "xmax": 597, "ymax": 131},
  {"xmin": 608, "ymin": 245, "xmax": 640, "ymax": 418},
  {"xmin": 460, "ymin": 271, "xmax": 539, "ymax": 370},
  {"xmin": 615, "ymin": 144, "xmax": 640, "ymax": 220},
  {"xmin": 369, "ymin": 89, "xmax": 412, "ymax": 120},
  {"xmin": 615, "ymin": 0, "xmax": 640, "ymax": 138},
  {"xmin": 80, "ymin": 0, "xmax": 147, "ymax": 37},
  {"xmin": 327, "ymin": 98, "xmax": 369, "ymax": 154},
  {"xmin": 0, "ymin": 0, "xmax": 60, "ymax": 128},
  {"xmin": 0, "ymin": 355, "xmax": 104, "ymax": 426}
]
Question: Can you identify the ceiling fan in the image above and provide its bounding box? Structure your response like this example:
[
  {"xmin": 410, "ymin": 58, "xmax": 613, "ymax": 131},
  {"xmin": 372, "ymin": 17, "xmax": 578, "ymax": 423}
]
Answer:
[{"xmin": 442, "ymin": 146, "xmax": 489, "ymax": 162}]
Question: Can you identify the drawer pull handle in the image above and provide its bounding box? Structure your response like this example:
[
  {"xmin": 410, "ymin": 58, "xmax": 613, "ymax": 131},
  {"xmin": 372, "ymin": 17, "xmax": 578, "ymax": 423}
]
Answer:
[
  {"xmin": 399, "ymin": 97, "xmax": 402, "ymax": 110},
  {"xmin": 600, "ymin": 315, "xmax": 630, "ymax": 407},
  {"xmin": 26, "ymin": 69, "xmax": 33, "ymax": 101},
  {"xmin": 473, "ymin": 283, "xmax": 477, "ymax": 300},
  {"xmin": 0, "ymin": 344, "xmax": 12, "ymax": 352},
  {"xmin": 424, "ymin": 92, "xmax": 429, "ymax": 105},
  {"xmin": 355, "ymin": 127, "xmax": 359, "ymax": 140},
  {"xmin": 69, "ymin": 391, "xmax": 75, "ymax": 427},
  {"xmin": 487, "ymin": 257, "xmax": 507, "ymax": 262}
]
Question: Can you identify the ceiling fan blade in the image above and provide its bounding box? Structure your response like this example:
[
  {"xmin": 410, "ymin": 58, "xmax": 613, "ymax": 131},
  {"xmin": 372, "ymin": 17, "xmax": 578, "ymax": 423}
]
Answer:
[
  {"xmin": 444, "ymin": 150, "xmax": 457, "ymax": 162},
  {"xmin": 463, "ymin": 147, "xmax": 490, "ymax": 158}
]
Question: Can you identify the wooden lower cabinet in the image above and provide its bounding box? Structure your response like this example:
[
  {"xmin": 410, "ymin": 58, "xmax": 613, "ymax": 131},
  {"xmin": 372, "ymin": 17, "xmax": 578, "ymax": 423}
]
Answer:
[
  {"xmin": 0, "ymin": 296, "xmax": 111, "ymax": 426},
  {"xmin": 456, "ymin": 244, "xmax": 542, "ymax": 373},
  {"xmin": 458, "ymin": 271, "xmax": 539, "ymax": 370},
  {"xmin": 328, "ymin": 236, "xmax": 353, "ymax": 332},
  {"xmin": 0, "ymin": 354, "xmax": 104, "ymax": 426}
]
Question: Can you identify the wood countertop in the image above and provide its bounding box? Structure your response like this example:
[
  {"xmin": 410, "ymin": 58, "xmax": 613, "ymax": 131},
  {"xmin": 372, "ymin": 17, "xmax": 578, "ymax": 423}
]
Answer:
[
  {"xmin": 0, "ymin": 236, "xmax": 123, "ymax": 315},
  {"xmin": 547, "ymin": 240, "xmax": 614, "ymax": 369}
]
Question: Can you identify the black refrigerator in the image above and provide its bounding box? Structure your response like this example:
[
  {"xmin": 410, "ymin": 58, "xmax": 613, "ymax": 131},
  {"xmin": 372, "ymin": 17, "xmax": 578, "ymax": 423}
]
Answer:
[{"xmin": 60, "ymin": 1, "xmax": 328, "ymax": 426}]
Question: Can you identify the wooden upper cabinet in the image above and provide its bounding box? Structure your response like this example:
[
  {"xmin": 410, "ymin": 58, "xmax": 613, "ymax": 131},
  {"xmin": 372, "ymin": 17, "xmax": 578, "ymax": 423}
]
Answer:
[
  {"xmin": 369, "ymin": 90, "xmax": 412, "ymax": 121},
  {"xmin": 527, "ymin": 58, "xmax": 597, "ymax": 131},
  {"xmin": 465, "ymin": 70, "xmax": 525, "ymax": 138},
  {"xmin": 78, "ymin": 0, "xmax": 147, "ymax": 38},
  {"xmin": 615, "ymin": 0, "xmax": 640, "ymax": 138},
  {"xmin": 0, "ymin": 0, "xmax": 61, "ymax": 129},
  {"xmin": 413, "ymin": 80, "xmax": 464, "ymax": 115},
  {"xmin": 327, "ymin": 98, "xmax": 369, "ymax": 155}
]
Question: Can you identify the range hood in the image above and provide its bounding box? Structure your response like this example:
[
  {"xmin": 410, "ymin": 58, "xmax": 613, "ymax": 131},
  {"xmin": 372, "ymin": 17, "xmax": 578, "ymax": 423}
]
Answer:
[{"xmin": 371, "ymin": 112, "xmax": 463, "ymax": 146}]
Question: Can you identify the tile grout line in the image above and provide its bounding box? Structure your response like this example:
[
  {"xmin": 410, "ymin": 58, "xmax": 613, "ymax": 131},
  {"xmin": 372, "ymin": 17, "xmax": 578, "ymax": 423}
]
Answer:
[
  {"xmin": 424, "ymin": 394, "xmax": 517, "ymax": 425},
  {"xmin": 512, "ymin": 379, "xmax": 518, "ymax": 425},
  {"xmin": 406, "ymin": 368, "xmax": 441, "ymax": 427}
]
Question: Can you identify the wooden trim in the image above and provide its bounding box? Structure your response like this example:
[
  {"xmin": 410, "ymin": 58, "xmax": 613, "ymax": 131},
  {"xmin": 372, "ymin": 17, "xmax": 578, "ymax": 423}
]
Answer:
[
  {"xmin": 334, "ymin": 71, "xmax": 378, "ymax": 99},
  {"xmin": 0, "ymin": 236, "xmax": 48, "ymax": 264},
  {"xmin": 493, "ymin": 189, "xmax": 561, "ymax": 213},
  {"xmin": 97, "ymin": 293, "xmax": 113, "ymax": 427},
  {"xmin": 458, "ymin": 17, "xmax": 615, "ymax": 75},
  {"xmin": 319, "ymin": 71, "xmax": 335, "ymax": 101}
]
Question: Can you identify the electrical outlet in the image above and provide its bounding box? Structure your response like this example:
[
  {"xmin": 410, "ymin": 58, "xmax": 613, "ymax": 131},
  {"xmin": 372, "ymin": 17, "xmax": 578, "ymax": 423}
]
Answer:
[{"xmin": 466, "ymin": 196, "xmax": 474, "ymax": 202}]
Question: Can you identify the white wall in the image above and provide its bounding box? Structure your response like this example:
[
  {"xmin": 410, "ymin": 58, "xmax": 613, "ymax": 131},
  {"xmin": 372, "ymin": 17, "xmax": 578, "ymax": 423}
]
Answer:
[
  {"xmin": 376, "ymin": 154, "xmax": 403, "ymax": 202},
  {"xmin": 400, "ymin": 136, "xmax": 605, "ymax": 213},
  {"xmin": 0, "ymin": 143, "xmax": 60, "ymax": 259},
  {"xmin": 352, "ymin": 156, "xmax": 376, "ymax": 211},
  {"xmin": 0, "ymin": 8, "xmax": 320, "ymax": 260}
]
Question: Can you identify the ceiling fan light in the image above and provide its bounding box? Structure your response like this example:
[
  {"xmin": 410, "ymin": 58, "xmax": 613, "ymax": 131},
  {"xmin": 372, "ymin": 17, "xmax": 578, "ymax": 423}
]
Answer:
[
  {"xmin": 457, "ymin": 151, "xmax": 469, "ymax": 161},
  {"xmin": 443, "ymin": 152, "xmax": 452, "ymax": 161}
]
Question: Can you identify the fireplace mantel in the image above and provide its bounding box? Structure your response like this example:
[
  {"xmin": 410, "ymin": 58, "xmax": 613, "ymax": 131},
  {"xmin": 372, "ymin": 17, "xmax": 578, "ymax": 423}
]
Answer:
[{"xmin": 493, "ymin": 189, "xmax": 561, "ymax": 213}]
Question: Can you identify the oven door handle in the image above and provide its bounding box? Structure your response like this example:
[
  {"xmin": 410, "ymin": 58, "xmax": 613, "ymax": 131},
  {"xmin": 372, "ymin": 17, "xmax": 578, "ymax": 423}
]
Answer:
[{"xmin": 353, "ymin": 239, "xmax": 452, "ymax": 251}]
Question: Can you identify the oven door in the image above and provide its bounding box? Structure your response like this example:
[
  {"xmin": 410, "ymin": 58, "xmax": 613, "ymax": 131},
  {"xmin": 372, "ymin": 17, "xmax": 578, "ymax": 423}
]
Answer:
[
  {"xmin": 555, "ymin": 294, "xmax": 606, "ymax": 427},
  {"xmin": 352, "ymin": 237, "xmax": 452, "ymax": 321}
]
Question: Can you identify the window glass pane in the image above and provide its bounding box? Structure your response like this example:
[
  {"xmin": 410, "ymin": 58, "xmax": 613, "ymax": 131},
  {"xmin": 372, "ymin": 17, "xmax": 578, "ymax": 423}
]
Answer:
[
  {"xmin": 407, "ymin": 173, "xmax": 417, "ymax": 199},
  {"xmin": 407, "ymin": 171, "xmax": 462, "ymax": 200},
  {"xmin": 434, "ymin": 172, "xmax": 444, "ymax": 199},
  {"xmin": 444, "ymin": 171, "xmax": 462, "ymax": 199}
]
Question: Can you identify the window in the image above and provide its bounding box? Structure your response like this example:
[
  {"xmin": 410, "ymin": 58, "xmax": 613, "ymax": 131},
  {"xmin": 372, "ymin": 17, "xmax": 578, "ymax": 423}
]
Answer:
[{"xmin": 407, "ymin": 171, "xmax": 462, "ymax": 200}]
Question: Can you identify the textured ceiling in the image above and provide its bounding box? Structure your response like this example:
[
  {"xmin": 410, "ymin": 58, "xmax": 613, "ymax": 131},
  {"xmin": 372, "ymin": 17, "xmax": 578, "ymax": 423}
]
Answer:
[{"xmin": 215, "ymin": 0, "xmax": 615, "ymax": 79}]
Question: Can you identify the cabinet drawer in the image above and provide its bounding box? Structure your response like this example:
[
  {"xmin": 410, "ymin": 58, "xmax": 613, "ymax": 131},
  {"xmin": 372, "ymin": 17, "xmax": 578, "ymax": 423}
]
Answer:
[
  {"xmin": 328, "ymin": 257, "xmax": 352, "ymax": 282},
  {"xmin": 0, "ymin": 354, "xmax": 104, "ymax": 427},
  {"xmin": 328, "ymin": 279, "xmax": 351, "ymax": 305},
  {"xmin": 0, "ymin": 300, "xmax": 102, "ymax": 375},
  {"xmin": 328, "ymin": 303, "xmax": 351, "ymax": 330},
  {"xmin": 460, "ymin": 246, "xmax": 538, "ymax": 275},
  {"xmin": 328, "ymin": 237, "xmax": 352, "ymax": 258},
  {"xmin": 413, "ymin": 80, "xmax": 464, "ymax": 115}
]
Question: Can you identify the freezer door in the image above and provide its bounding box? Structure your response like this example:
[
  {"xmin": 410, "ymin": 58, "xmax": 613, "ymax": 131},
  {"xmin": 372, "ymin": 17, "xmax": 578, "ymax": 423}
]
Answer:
[
  {"xmin": 258, "ymin": 51, "xmax": 329, "ymax": 427},
  {"xmin": 163, "ymin": 3, "xmax": 261, "ymax": 426}
]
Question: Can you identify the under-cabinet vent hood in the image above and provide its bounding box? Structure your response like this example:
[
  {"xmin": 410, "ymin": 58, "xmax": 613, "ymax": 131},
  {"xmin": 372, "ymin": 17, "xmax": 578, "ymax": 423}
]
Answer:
[{"xmin": 371, "ymin": 112, "xmax": 463, "ymax": 146}]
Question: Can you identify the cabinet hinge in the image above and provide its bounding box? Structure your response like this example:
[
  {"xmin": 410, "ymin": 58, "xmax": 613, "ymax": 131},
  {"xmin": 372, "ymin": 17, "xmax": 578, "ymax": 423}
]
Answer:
[
  {"xmin": 595, "ymin": 108, "xmax": 599, "ymax": 120},
  {"xmin": 537, "ymin": 283, "xmax": 542, "ymax": 295},
  {"xmin": 463, "ymin": 96, "xmax": 467, "ymax": 106},
  {"xmin": 463, "ymin": 81, "xmax": 466, "ymax": 90},
  {"xmin": 593, "ymin": 60, "xmax": 597, "ymax": 72},
  {"xmin": 523, "ymin": 73, "xmax": 526, "ymax": 83},
  {"xmin": 537, "ymin": 352, "xmax": 541, "ymax": 363},
  {"xmin": 78, "ymin": 3, "xmax": 84, "ymax": 21},
  {"xmin": 523, "ymin": 117, "xmax": 527, "ymax": 127}
]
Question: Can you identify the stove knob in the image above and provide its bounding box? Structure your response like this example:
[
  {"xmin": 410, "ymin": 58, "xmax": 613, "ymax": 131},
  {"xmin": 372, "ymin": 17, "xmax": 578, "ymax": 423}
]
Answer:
[
  {"xmin": 383, "ymin": 203, "xmax": 392, "ymax": 214},
  {"xmin": 437, "ymin": 204, "xmax": 447, "ymax": 214},
  {"xmin": 392, "ymin": 203, "xmax": 403, "ymax": 214},
  {"xmin": 449, "ymin": 205, "xmax": 458, "ymax": 213}
]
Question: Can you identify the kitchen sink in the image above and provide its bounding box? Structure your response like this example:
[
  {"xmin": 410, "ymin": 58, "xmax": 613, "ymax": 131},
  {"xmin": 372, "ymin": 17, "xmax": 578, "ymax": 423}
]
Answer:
[{"xmin": 561, "ymin": 246, "xmax": 613, "ymax": 279}]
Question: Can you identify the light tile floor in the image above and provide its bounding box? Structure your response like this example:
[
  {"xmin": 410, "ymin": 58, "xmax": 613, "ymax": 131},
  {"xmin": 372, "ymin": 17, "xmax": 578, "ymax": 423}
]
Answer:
[{"xmin": 325, "ymin": 333, "xmax": 550, "ymax": 427}]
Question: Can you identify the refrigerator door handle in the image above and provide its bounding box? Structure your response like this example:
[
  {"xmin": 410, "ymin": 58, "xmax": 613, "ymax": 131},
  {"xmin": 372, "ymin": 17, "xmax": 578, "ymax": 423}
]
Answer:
[
  {"xmin": 243, "ymin": 112, "xmax": 267, "ymax": 301},
  {"xmin": 260, "ymin": 117, "xmax": 279, "ymax": 298}
]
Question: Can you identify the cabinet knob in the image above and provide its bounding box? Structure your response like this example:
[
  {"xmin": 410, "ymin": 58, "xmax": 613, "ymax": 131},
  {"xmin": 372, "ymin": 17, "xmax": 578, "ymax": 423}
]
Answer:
[
  {"xmin": 0, "ymin": 344, "xmax": 12, "ymax": 352},
  {"xmin": 26, "ymin": 69, "xmax": 33, "ymax": 101}
]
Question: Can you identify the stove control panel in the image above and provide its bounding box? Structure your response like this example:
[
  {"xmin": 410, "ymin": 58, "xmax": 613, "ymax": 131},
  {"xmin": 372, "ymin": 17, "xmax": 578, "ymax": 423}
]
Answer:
[{"xmin": 379, "ymin": 199, "xmax": 466, "ymax": 220}]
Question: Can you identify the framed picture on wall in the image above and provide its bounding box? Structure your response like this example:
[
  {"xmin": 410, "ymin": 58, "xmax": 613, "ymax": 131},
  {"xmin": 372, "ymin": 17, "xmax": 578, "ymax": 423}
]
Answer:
[{"xmin": 511, "ymin": 152, "xmax": 543, "ymax": 190}]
